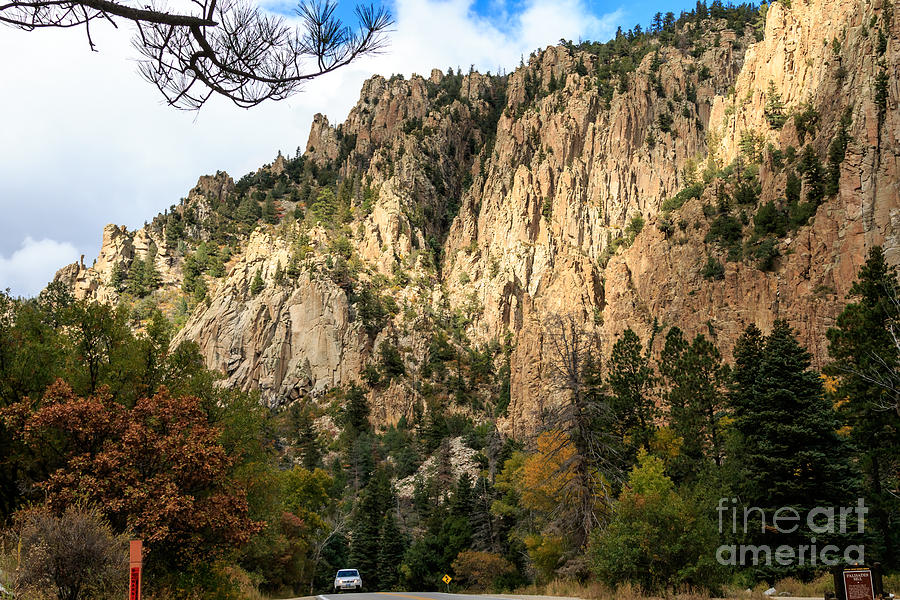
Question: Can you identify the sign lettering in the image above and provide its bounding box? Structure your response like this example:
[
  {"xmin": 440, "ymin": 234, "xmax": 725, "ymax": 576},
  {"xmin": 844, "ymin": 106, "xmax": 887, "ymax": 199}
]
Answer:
[{"xmin": 843, "ymin": 569, "xmax": 875, "ymax": 600}]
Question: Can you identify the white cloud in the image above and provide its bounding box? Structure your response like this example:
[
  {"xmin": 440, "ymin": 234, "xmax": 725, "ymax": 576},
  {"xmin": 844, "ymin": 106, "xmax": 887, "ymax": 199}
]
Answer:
[
  {"xmin": 0, "ymin": 0, "xmax": 623, "ymax": 296},
  {"xmin": 0, "ymin": 237, "xmax": 80, "ymax": 298}
]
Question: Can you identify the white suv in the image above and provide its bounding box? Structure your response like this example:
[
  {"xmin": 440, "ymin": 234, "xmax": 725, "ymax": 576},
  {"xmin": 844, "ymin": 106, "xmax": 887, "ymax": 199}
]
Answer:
[{"xmin": 334, "ymin": 569, "xmax": 362, "ymax": 592}]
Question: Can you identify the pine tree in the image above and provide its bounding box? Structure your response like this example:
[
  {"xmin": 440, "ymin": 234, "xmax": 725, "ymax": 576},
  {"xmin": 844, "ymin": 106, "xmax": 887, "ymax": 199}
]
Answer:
[
  {"xmin": 110, "ymin": 261, "xmax": 127, "ymax": 293},
  {"xmin": 250, "ymin": 268, "xmax": 264, "ymax": 295},
  {"xmin": 126, "ymin": 257, "xmax": 148, "ymax": 297},
  {"xmin": 728, "ymin": 321, "xmax": 858, "ymax": 580},
  {"xmin": 798, "ymin": 145, "xmax": 825, "ymax": 204},
  {"xmin": 764, "ymin": 80, "xmax": 787, "ymax": 128},
  {"xmin": 142, "ymin": 255, "xmax": 161, "ymax": 292},
  {"xmin": 341, "ymin": 384, "xmax": 370, "ymax": 438},
  {"xmin": 377, "ymin": 510, "xmax": 406, "ymax": 590},
  {"xmin": 292, "ymin": 405, "xmax": 322, "ymax": 470},
  {"xmin": 826, "ymin": 246, "xmax": 900, "ymax": 567},
  {"xmin": 658, "ymin": 327, "xmax": 727, "ymax": 482},
  {"xmin": 470, "ymin": 475, "xmax": 497, "ymax": 552},
  {"xmin": 542, "ymin": 314, "xmax": 618, "ymax": 546},
  {"xmin": 349, "ymin": 470, "xmax": 392, "ymax": 589},
  {"xmin": 273, "ymin": 260, "xmax": 284, "ymax": 286},
  {"xmin": 263, "ymin": 196, "xmax": 277, "ymax": 224},
  {"xmin": 607, "ymin": 328, "xmax": 656, "ymax": 466}
]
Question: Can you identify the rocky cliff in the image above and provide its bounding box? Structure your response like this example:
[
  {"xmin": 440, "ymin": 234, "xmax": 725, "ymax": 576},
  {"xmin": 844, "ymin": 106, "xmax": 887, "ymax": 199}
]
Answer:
[{"xmin": 55, "ymin": 0, "xmax": 899, "ymax": 436}]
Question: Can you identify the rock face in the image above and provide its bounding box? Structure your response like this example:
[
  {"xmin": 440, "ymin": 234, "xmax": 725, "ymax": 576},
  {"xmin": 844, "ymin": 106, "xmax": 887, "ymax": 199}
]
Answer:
[
  {"xmin": 56, "ymin": 0, "xmax": 899, "ymax": 435},
  {"xmin": 172, "ymin": 228, "xmax": 368, "ymax": 407}
]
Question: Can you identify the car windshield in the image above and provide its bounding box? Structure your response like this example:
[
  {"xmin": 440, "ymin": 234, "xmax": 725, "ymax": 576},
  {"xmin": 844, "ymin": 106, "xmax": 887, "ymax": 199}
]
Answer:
[{"xmin": 337, "ymin": 570, "xmax": 358, "ymax": 578}]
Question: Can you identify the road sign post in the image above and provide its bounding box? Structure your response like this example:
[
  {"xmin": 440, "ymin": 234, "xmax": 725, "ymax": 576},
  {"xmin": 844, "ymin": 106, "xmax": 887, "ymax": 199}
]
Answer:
[
  {"xmin": 129, "ymin": 540, "xmax": 142, "ymax": 600},
  {"xmin": 442, "ymin": 574, "xmax": 452, "ymax": 593}
]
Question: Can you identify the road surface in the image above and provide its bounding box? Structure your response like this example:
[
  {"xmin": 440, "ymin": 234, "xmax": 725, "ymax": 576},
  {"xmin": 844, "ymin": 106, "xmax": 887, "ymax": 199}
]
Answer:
[{"xmin": 312, "ymin": 593, "xmax": 580, "ymax": 600}]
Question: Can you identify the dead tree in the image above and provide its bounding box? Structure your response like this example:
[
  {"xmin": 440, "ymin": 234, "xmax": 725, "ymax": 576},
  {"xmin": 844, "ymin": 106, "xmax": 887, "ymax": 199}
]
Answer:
[
  {"xmin": 1, "ymin": 0, "xmax": 392, "ymax": 109},
  {"xmin": 541, "ymin": 313, "xmax": 621, "ymax": 548}
]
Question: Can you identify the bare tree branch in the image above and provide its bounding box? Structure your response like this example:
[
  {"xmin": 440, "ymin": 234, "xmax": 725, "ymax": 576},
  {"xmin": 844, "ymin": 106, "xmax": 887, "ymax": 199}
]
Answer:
[
  {"xmin": 541, "ymin": 313, "xmax": 622, "ymax": 548},
  {"xmin": 1, "ymin": 0, "xmax": 393, "ymax": 109}
]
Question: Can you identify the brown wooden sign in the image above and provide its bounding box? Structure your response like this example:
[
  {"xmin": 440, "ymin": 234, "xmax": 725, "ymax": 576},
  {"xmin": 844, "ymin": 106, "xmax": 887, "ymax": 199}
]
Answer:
[{"xmin": 843, "ymin": 568, "xmax": 875, "ymax": 600}]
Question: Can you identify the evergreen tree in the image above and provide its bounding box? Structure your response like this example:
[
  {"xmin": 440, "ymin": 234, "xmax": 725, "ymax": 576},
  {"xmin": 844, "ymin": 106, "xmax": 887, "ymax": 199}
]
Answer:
[
  {"xmin": 273, "ymin": 260, "xmax": 284, "ymax": 286},
  {"xmin": 126, "ymin": 257, "xmax": 148, "ymax": 297},
  {"xmin": 377, "ymin": 510, "xmax": 406, "ymax": 590},
  {"xmin": 607, "ymin": 328, "xmax": 656, "ymax": 466},
  {"xmin": 250, "ymin": 268, "xmax": 264, "ymax": 295},
  {"xmin": 292, "ymin": 404, "xmax": 322, "ymax": 470},
  {"xmin": 110, "ymin": 261, "xmax": 127, "ymax": 293},
  {"xmin": 263, "ymin": 196, "xmax": 277, "ymax": 224},
  {"xmin": 142, "ymin": 254, "xmax": 161, "ymax": 292},
  {"xmin": 785, "ymin": 170, "xmax": 801, "ymax": 204},
  {"xmin": 192, "ymin": 274, "xmax": 208, "ymax": 304},
  {"xmin": 470, "ymin": 475, "xmax": 497, "ymax": 552},
  {"xmin": 798, "ymin": 145, "xmax": 825, "ymax": 204},
  {"xmin": 764, "ymin": 81, "xmax": 787, "ymax": 128},
  {"xmin": 826, "ymin": 246, "xmax": 900, "ymax": 567},
  {"xmin": 349, "ymin": 471, "xmax": 392, "ymax": 590},
  {"xmin": 542, "ymin": 314, "xmax": 618, "ymax": 546},
  {"xmin": 728, "ymin": 321, "xmax": 858, "ymax": 581},
  {"xmin": 341, "ymin": 384, "xmax": 370, "ymax": 438},
  {"xmin": 658, "ymin": 327, "xmax": 727, "ymax": 482}
]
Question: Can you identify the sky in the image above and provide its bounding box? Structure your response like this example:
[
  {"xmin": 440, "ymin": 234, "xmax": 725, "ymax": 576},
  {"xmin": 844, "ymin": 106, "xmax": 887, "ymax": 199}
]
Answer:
[{"xmin": 0, "ymin": 0, "xmax": 692, "ymax": 297}]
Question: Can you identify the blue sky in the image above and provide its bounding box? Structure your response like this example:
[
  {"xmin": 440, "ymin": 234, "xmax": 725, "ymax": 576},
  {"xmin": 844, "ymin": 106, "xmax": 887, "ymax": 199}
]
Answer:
[{"xmin": 0, "ymin": 0, "xmax": 707, "ymax": 297}]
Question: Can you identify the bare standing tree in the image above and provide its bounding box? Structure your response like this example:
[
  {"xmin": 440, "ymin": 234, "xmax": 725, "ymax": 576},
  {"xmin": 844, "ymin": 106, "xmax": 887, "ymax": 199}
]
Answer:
[
  {"xmin": 0, "ymin": 0, "xmax": 392, "ymax": 109},
  {"xmin": 541, "ymin": 313, "xmax": 621, "ymax": 548}
]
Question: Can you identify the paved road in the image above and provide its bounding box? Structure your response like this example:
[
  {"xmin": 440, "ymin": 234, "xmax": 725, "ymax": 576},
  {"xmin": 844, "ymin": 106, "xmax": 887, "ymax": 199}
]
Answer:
[{"xmin": 314, "ymin": 592, "xmax": 579, "ymax": 600}]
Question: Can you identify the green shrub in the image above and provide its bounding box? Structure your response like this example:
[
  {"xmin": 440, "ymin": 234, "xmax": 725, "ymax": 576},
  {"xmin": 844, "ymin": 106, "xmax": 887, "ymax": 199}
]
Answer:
[
  {"xmin": 589, "ymin": 452, "xmax": 725, "ymax": 593},
  {"xmin": 793, "ymin": 103, "xmax": 819, "ymax": 144},
  {"xmin": 624, "ymin": 215, "xmax": 645, "ymax": 246},
  {"xmin": 754, "ymin": 201, "xmax": 788, "ymax": 237},
  {"xmin": 754, "ymin": 238, "xmax": 780, "ymax": 271},
  {"xmin": 702, "ymin": 256, "xmax": 726, "ymax": 280},
  {"xmin": 705, "ymin": 213, "xmax": 743, "ymax": 249},
  {"xmin": 661, "ymin": 182, "xmax": 704, "ymax": 212}
]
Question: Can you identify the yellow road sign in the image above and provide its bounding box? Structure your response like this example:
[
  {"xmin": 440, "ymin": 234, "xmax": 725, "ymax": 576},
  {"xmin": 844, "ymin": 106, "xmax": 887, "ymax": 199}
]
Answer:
[{"xmin": 442, "ymin": 574, "xmax": 452, "ymax": 585}]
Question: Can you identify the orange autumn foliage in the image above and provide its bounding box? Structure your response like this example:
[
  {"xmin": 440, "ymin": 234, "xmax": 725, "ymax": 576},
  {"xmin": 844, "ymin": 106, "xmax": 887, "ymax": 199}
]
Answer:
[{"xmin": 4, "ymin": 379, "xmax": 261, "ymax": 563}]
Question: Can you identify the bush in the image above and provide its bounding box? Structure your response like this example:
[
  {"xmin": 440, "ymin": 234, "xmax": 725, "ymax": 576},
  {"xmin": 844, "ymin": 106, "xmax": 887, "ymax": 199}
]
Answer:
[
  {"xmin": 660, "ymin": 182, "xmax": 704, "ymax": 212},
  {"xmin": 702, "ymin": 256, "xmax": 725, "ymax": 280},
  {"xmin": 451, "ymin": 550, "xmax": 516, "ymax": 590},
  {"xmin": 5, "ymin": 504, "xmax": 127, "ymax": 600},
  {"xmin": 624, "ymin": 215, "xmax": 645, "ymax": 246},
  {"xmin": 705, "ymin": 214, "xmax": 742, "ymax": 250},
  {"xmin": 589, "ymin": 452, "xmax": 725, "ymax": 593},
  {"xmin": 754, "ymin": 201, "xmax": 788, "ymax": 236},
  {"xmin": 793, "ymin": 103, "xmax": 819, "ymax": 144},
  {"xmin": 754, "ymin": 238, "xmax": 780, "ymax": 271}
]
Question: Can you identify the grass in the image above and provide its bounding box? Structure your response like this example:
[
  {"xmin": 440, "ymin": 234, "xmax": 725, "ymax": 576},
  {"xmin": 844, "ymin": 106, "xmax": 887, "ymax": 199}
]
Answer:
[
  {"xmin": 513, "ymin": 580, "xmax": 715, "ymax": 600},
  {"xmin": 513, "ymin": 572, "xmax": 900, "ymax": 600}
]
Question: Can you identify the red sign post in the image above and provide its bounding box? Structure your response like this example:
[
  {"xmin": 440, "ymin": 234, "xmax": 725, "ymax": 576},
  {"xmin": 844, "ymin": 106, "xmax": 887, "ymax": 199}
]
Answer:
[{"xmin": 129, "ymin": 540, "xmax": 142, "ymax": 600}]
